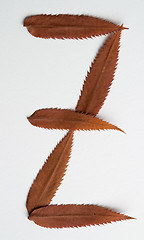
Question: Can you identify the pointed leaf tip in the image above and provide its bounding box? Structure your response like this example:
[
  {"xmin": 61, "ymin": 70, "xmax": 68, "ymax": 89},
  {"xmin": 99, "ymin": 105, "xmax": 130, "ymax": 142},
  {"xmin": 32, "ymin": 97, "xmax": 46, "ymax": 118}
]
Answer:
[{"xmin": 121, "ymin": 25, "xmax": 129, "ymax": 30}]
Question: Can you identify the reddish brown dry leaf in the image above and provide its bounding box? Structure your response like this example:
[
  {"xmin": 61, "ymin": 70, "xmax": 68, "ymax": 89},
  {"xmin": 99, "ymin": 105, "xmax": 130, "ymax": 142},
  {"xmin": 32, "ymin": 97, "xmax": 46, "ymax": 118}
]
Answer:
[
  {"xmin": 28, "ymin": 108, "xmax": 124, "ymax": 132},
  {"xmin": 29, "ymin": 204, "xmax": 133, "ymax": 228},
  {"xmin": 76, "ymin": 29, "xmax": 122, "ymax": 115},
  {"xmin": 23, "ymin": 14, "xmax": 124, "ymax": 39},
  {"xmin": 26, "ymin": 131, "xmax": 73, "ymax": 214}
]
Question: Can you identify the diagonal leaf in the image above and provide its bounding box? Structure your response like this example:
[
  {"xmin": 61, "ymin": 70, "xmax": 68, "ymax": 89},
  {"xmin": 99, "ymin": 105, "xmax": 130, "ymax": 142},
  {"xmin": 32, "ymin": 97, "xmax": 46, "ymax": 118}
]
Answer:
[
  {"xmin": 26, "ymin": 131, "xmax": 73, "ymax": 214},
  {"xmin": 29, "ymin": 204, "xmax": 133, "ymax": 228},
  {"xmin": 76, "ymin": 28, "xmax": 122, "ymax": 115},
  {"xmin": 28, "ymin": 108, "xmax": 124, "ymax": 132},
  {"xmin": 23, "ymin": 14, "xmax": 124, "ymax": 39}
]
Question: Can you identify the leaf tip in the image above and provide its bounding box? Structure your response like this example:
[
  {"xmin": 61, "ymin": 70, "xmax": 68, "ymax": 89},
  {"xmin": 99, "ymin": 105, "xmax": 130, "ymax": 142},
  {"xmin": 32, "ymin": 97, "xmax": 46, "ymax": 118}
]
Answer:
[
  {"xmin": 121, "ymin": 24, "xmax": 129, "ymax": 30},
  {"xmin": 129, "ymin": 216, "xmax": 136, "ymax": 220},
  {"xmin": 117, "ymin": 212, "xmax": 136, "ymax": 222},
  {"xmin": 118, "ymin": 128, "xmax": 126, "ymax": 134}
]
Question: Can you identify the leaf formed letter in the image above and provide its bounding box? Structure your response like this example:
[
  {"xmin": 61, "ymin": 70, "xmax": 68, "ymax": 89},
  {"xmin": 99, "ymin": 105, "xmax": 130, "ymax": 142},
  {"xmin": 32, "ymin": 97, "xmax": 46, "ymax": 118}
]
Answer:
[
  {"xmin": 29, "ymin": 204, "xmax": 133, "ymax": 228},
  {"xmin": 28, "ymin": 108, "xmax": 124, "ymax": 132},
  {"xmin": 23, "ymin": 14, "xmax": 123, "ymax": 39},
  {"xmin": 26, "ymin": 131, "xmax": 73, "ymax": 214},
  {"xmin": 76, "ymin": 29, "xmax": 122, "ymax": 115},
  {"xmin": 25, "ymin": 16, "xmax": 133, "ymax": 228}
]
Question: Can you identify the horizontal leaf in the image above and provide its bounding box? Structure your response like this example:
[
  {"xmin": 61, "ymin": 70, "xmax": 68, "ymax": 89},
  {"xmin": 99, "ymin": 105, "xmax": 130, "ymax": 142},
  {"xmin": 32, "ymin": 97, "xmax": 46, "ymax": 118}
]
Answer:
[
  {"xmin": 26, "ymin": 131, "xmax": 73, "ymax": 214},
  {"xmin": 29, "ymin": 204, "xmax": 133, "ymax": 228},
  {"xmin": 23, "ymin": 14, "xmax": 124, "ymax": 39},
  {"xmin": 28, "ymin": 108, "xmax": 124, "ymax": 132},
  {"xmin": 76, "ymin": 29, "xmax": 122, "ymax": 115}
]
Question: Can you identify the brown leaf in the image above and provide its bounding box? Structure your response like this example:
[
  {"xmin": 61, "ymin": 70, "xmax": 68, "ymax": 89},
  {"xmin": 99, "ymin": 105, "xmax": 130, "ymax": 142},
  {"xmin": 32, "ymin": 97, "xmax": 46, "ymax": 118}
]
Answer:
[
  {"xmin": 26, "ymin": 131, "xmax": 73, "ymax": 214},
  {"xmin": 28, "ymin": 108, "xmax": 124, "ymax": 132},
  {"xmin": 29, "ymin": 204, "xmax": 133, "ymax": 228},
  {"xmin": 23, "ymin": 14, "xmax": 124, "ymax": 39},
  {"xmin": 76, "ymin": 29, "xmax": 122, "ymax": 115}
]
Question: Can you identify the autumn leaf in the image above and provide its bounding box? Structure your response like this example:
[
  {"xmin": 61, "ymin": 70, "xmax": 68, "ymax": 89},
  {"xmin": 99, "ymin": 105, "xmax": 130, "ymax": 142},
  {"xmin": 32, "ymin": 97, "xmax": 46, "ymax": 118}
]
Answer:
[
  {"xmin": 23, "ymin": 14, "xmax": 125, "ymax": 39},
  {"xmin": 26, "ymin": 131, "xmax": 73, "ymax": 214},
  {"xmin": 28, "ymin": 108, "xmax": 124, "ymax": 132},
  {"xmin": 76, "ymin": 28, "xmax": 122, "ymax": 115},
  {"xmin": 29, "ymin": 204, "xmax": 133, "ymax": 228}
]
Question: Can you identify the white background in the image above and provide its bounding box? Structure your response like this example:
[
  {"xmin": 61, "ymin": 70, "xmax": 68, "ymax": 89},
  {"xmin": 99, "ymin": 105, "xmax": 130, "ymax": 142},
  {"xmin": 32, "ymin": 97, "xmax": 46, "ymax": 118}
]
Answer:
[{"xmin": 0, "ymin": 0, "xmax": 144, "ymax": 239}]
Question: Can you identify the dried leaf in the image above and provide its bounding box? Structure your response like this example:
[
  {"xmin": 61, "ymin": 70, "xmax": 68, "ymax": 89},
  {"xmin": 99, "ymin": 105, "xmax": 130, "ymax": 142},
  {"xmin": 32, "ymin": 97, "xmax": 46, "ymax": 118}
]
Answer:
[
  {"xmin": 26, "ymin": 131, "xmax": 73, "ymax": 214},
  {"xmin": 28, "ymin": 108, "xmax": 124, "ymax": 132},
  {"xmin": 23, "ymin": 14, "xmax": 124, "ymax": 39},
  {"xmin": 76, "ymin": 29, "xmax": 122, "ymax": 115},
  {"xmin": 29, "ymin": 204, "xmax": 133, "ymax": 228}
]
